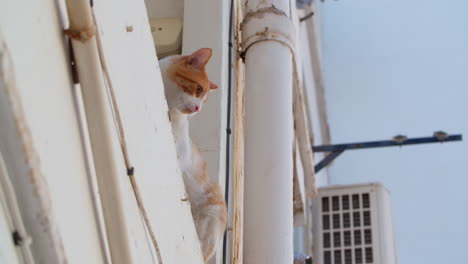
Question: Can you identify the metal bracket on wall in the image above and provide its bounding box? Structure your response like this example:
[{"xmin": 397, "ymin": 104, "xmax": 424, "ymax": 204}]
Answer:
[{"xmin": 312, "ymin": 133, "xmax": 463, "ymax": 173}]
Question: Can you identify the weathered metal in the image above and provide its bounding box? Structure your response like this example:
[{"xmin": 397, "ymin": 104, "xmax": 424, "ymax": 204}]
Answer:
[
  {"xmin": 313, "ymin": 134, "xmax": 463, "ymax": 172},
  {"xmin": 241, "ymin": 0, "xmax": 294, "ymax": 263}
]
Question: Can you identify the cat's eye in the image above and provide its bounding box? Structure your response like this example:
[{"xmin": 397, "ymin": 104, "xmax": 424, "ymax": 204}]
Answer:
[{"xmin": 196, "ymin": 85, "xmax": 203, "ymax": 95}]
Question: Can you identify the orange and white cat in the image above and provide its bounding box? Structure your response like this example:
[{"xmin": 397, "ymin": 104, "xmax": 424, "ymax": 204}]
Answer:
[{"xmin": 159, "ymin": 48, "xmax": 227, "ymax": 262}]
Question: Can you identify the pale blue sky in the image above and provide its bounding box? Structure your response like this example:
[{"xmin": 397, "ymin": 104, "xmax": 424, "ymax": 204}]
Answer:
[{"xmin": 319, "ymin": 1, "xmax": 468, "ymax": 263}]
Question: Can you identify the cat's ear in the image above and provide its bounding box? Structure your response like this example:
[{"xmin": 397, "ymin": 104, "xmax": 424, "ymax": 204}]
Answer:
[
  {"xmin": 187, "ymin": 48, "xmax": 212, "ymax": 69},
  {"xmin": 210, "ymin": 81, "xmax": 218, "ymax": 90}
]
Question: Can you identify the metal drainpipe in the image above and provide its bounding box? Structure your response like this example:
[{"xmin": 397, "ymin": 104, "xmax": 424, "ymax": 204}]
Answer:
[{"xmin": 241, "ymin": 0, "xmax": 295, "ymax": 263}]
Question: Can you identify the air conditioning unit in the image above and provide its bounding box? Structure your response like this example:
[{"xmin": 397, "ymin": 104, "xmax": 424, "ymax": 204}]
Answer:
[{"xmin": 311, "ymin": 183, "xmax": 397, "ymax": 264}]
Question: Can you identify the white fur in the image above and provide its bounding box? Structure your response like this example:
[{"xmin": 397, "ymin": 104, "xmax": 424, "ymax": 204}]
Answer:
[
  {"xmin": 159, "ymin": 56, "xmax": 206, "ymax": 115},
  {"xmin": 159, "ymin": 56, "xmax": 226, "ymax": 262}
]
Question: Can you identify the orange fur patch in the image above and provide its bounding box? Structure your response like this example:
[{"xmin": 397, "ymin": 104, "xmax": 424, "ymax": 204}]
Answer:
[
  {"xmin": 191, "ymin": 144, "xmax": 227, "ymax": 223},
  {"xmin": 168, "ymin": 56, "xmax": 212, "ymax": 98}
]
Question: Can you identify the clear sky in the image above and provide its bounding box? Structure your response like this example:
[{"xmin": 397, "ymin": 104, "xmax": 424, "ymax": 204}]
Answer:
[{"xmin": 319, "ymin": 1, "xmax": 468, "ymax": 263}]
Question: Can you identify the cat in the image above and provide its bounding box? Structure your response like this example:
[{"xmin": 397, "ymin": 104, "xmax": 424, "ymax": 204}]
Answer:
[{"xmin": 159, "ymin": 48, "xmax": 227, "ymax": 262}]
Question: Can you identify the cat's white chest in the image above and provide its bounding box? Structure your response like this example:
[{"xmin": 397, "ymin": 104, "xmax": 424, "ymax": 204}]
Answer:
[
  {"xmin": 176, "ymin": 143, "xmax": 193, "ymax": 171},
  {"xmin": 171, "ymin": 115, "xmax": 196, "ymax": 174}
]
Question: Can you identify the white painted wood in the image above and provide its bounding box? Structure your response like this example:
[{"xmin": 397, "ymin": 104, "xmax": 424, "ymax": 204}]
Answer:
[
  {"xmin": 230, "ymin": 15, "xmax": 245, "ymax": 262},
  {"xmin": 91, "ymin": 0, "xmax": 204, "ymax": 263},
  {"xmin": 65, "ymin": 0, "xmax": 150, "ymax": 261},
  {"xmin": 293, "ymin": 47, "xmax": 318, "ymax": 198},
  {"xmin": 0, "ymin": 0, "xmax": 107, "ymax": 262},
  {"xmin": 0, "ymin": 153, "xmax": 22, "ymax": 264},
  {"xmin": 300, "ymin": 16, "xmax": 330, "ymax": 186},
  {"xmin": 0, "ymin": 206, "xmax": 21, "ymax": 264},
  {"xmin": 0, "ymin": 145, "xmax": 36, "ymax": 263},
  {"xmin": 241, "ymin": 1, "xmax": 294, "ymax": 262},
  {"xmin": 293, "ymin": 6, "xmax": 331, "ymax": 258},
  {"xmin": 2, "ymin": 0, "xmax": 232, "ymax": 263},
  {"xmin": 293, "ymin": 139, "xmax": 307, "ymax": 226}
]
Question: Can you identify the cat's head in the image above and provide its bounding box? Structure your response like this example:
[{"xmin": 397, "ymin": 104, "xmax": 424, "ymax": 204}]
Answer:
[{"xmin": 162, "ymin": 48, "xmax": 218, "ymax": 116}]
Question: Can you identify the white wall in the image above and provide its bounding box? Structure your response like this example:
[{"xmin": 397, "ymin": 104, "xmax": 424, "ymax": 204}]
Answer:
[
  {"xmin": 145, "ymin": 0, "xmax": 184, "ymax": 19},
  {"xmin": 319, "ymin": 1, "xmax": 468, "ymax": 263}
]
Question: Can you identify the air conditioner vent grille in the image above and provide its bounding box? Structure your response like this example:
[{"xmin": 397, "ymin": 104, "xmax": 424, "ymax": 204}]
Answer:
[
  {"xmin": 333, "ymin": 214, "xmax": 340, "ymax": 228},
  {"xmin": 345, "ymin": 249, "xmax": 352, "ymax": 264},
  {"xmin": 352, "ymin": 194, "xmax": 360, "ymax": 209},
  {"xmin": 355, "ymin": 248, "xmax": 362, "ymax": 263},
  {"xmin": 342, "ymin": 195, "xmax": 350, "ymax": 210},
  {"xmin": 365, "ymin": 247, "xmax": 373, "ymax": 263},
  {"xmin": 333, "ymin": 196, "xmax": 340, "ymax": 211},
  {"xmin": 321, "ymin": 192, "xmax": 374, "ymax": 263},
  {"xmin": 324, "ymin": 232, "xmax": 331, "ymax": 248},
  {"xmin": 323, "ymin": 197, "xmax": 330, "ymax": 212},
  {"xmin": 334, "ymin": 250, "xmax": 342, "ymax": 264},
  {"xmin": 323, "ymin": 214, "xmax": 330, "ymax": 230}
]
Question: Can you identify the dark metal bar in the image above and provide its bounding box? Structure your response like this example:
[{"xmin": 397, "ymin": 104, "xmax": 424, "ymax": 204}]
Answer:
[
  {"xmin": 314, "ymin": 150, "xmax": 344, "ymax": 173},
  {"xmin": 299, "ymin": 11, "xmax": 314, "ymax": 22},
  {"xmin": 312, "ymin": 134, "xmax": 462, "ymax": 153},
  {"xmin": 222, "ymin": 0, "xmax": 235, "ymax": 263}
]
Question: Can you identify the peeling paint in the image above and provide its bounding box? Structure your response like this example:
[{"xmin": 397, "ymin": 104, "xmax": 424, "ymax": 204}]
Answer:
[
  {"xmin": 240, "ymin": 6, "xmax": 288, "ymax": 30},
  {"xmin": 64, "ymin": 25, "xmax": 97, "ymax": 43},
  {"xmin": 255, "ymin": 26, "xmax": 269, "ymax": 37},
  {"xmin": 0, "ymin": 33, "xmax": 67, "ymax": 263}
]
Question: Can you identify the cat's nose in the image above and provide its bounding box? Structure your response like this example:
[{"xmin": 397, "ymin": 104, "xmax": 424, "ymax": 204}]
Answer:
[{"xmin": 194, "ymin": 106, "xmax": 200, "ymax": 112}]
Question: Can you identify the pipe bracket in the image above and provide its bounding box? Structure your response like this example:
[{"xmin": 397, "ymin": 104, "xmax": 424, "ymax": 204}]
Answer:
[
  {"xmin": 64, "ymin": 25, "xmax": 96, "ymax": 43},
  {"xmin": 240, "ymin": 6, "xmax": 296, "ymax": 60}
]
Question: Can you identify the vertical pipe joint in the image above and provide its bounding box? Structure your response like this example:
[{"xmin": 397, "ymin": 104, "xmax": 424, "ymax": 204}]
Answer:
[{"xmin": 240, "ymin": 6, "xmax": 295, "ymax": 59}]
